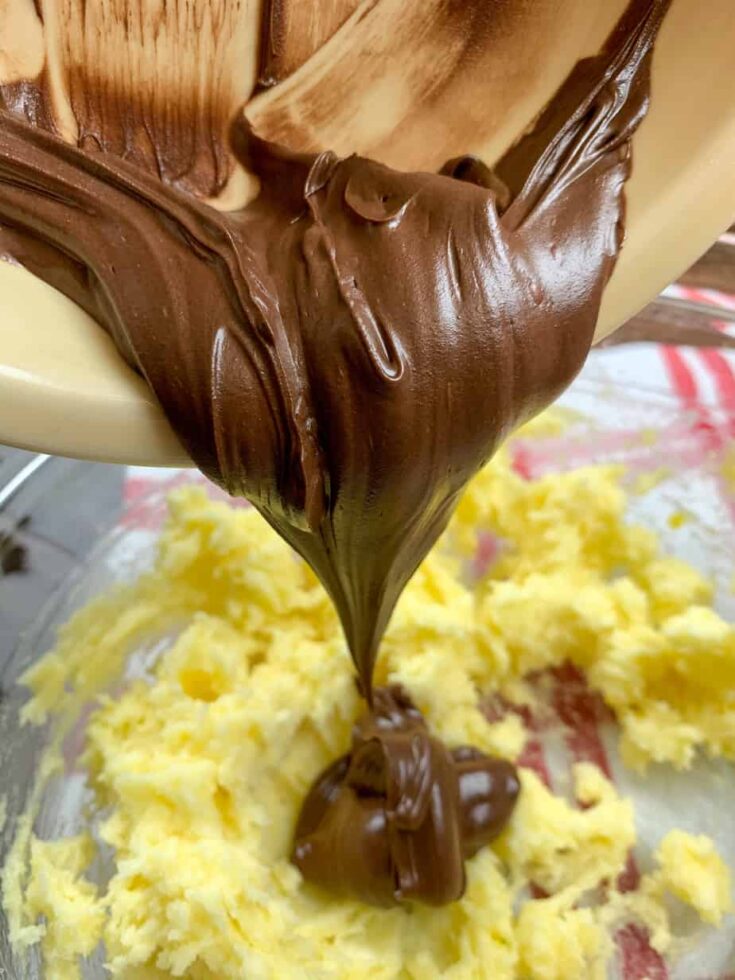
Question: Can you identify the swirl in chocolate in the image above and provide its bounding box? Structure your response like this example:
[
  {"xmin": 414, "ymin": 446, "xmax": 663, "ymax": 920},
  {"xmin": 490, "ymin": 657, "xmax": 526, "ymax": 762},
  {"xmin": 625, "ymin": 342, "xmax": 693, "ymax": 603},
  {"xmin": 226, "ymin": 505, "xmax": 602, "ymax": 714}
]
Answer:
[
  {"xmin": 292, "ymin": 686, "xmax": 520, "ymax": 906},
  {"xmin": 0, "ymin": 0, "xmax": 669, "ymax": 905}
]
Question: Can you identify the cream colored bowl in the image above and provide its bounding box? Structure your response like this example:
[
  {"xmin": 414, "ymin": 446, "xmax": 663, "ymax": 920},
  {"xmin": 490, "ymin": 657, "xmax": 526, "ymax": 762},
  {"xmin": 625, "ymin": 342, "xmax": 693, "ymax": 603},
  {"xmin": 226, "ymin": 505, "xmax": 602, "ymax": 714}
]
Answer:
[{"xmin": 0, "ymin": 0, "xmax": 734, "ymax": 465}]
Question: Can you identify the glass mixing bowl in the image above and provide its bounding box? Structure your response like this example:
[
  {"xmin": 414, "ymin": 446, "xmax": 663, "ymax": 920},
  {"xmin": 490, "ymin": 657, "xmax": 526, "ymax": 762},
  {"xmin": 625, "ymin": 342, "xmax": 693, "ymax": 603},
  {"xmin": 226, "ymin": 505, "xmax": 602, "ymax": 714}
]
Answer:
[{"xmin": 1, "ymin": 367, "xmax": 735, "ymax": 978}]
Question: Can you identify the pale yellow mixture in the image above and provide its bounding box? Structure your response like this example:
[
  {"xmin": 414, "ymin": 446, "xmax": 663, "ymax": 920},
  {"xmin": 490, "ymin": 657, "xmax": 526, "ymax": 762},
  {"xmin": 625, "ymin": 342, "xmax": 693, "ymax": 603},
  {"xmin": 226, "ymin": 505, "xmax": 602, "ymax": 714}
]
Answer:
[{"xmin": 2, "ymin": 417, "xmax": 734, "ymax": 979}]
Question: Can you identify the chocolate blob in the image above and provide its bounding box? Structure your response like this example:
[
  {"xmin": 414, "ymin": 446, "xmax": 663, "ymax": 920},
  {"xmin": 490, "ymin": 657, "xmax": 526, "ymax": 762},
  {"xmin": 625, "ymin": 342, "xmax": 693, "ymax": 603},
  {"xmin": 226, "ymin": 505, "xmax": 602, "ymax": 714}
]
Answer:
[
  {"xmin": 0, "ymin": 0, "xmax": 670, "ymax": 906},
  {"xmin": 292, "ymin": 686, "xmax": 520, "ymax": 906}
]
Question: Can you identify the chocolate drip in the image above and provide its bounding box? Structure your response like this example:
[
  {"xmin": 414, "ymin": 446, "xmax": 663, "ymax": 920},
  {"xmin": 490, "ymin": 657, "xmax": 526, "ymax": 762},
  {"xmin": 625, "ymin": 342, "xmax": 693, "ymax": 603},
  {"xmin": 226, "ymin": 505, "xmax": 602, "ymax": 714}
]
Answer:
[
  {"xmin": 0, "ymin": 0, "xmax": 670, "ymax": 906},
  {"xmin": 292, "ymin": 686, "xmax": 520, "ymax": 906}
]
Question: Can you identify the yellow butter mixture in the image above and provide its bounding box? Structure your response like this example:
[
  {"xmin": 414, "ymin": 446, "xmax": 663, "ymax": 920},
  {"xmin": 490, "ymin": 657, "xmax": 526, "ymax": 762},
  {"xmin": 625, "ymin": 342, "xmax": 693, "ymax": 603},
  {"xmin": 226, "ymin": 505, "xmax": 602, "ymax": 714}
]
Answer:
[{"xmin": 2, "ymin": 423, "xmax": 734, "ymax": 978}]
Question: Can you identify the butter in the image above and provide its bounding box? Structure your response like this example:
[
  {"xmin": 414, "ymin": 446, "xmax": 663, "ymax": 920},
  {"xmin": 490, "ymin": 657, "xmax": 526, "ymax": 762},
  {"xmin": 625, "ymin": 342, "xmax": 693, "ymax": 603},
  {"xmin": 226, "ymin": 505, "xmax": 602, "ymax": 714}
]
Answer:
[
  {"xmin": 654, "ymin": 831, "xmax": 732, "ymax": 926},
  {"xmin": 3, "ymin": 432, "xmax": 734, "ymax": 977},
  {"xmin": 21, "ymin": 836, "xmax": 104, "ymax": 980}
]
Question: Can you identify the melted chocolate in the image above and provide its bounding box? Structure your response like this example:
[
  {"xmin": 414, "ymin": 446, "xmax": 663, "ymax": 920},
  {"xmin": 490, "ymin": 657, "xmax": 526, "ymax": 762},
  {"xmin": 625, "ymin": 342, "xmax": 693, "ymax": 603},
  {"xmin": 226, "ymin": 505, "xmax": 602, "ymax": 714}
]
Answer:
[
  {"xmin": 292, "ymin": 686, "xmax": 520, "ymax": 906},
  {"xmin": 0, "ymin": 0, "xmax": 669, "ymax": 906}
]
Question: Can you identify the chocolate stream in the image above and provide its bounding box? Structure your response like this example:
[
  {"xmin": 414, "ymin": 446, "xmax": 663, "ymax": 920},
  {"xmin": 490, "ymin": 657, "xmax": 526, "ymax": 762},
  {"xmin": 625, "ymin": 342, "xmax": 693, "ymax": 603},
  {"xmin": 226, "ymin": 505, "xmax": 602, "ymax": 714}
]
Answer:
[{"xmin": 0, "ymin": 0, "xmax": 669, "ymax": 905}]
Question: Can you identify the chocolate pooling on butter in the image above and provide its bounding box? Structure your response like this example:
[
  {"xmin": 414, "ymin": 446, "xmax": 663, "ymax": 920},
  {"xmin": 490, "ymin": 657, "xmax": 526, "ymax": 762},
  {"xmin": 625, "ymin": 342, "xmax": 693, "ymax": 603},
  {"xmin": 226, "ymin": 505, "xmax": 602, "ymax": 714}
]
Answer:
[
  {"xmin": 292, "ymin": 686, "xmax": 520, "ymax": 906},
  {"xmin": 0, "ymin": 0, "xmax": 669, "ymax": 905}
]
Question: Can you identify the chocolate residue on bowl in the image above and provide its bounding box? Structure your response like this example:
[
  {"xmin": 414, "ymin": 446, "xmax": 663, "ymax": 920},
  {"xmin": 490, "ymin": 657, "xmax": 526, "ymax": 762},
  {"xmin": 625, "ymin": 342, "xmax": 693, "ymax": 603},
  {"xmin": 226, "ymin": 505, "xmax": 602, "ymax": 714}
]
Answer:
[{"xmin": 0, "ymin": 0, "xmax": 670, "ymax": 905}]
